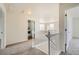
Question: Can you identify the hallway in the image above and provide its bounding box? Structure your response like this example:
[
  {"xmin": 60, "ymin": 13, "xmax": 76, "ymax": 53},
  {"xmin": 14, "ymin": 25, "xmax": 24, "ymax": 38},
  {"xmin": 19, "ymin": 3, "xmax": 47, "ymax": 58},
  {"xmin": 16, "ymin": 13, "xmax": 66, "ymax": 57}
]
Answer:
[{"xmin": 0, "ymin": 40, "xmax": 46, "ymax": 55}]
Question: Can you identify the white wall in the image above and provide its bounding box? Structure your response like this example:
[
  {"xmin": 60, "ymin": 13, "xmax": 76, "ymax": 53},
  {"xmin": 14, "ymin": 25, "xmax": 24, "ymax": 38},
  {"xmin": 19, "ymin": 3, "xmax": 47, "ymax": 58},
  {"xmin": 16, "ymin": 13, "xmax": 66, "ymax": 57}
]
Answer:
[{"xmin": 6, "ymin": 6, "xmax": 28, "ymax": 45}]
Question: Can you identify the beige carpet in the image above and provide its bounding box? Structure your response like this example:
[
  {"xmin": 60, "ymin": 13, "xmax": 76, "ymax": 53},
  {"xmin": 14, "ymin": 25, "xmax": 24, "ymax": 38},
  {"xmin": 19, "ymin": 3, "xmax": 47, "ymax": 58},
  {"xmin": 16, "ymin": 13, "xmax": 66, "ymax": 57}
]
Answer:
[{"xmin": 0, "ymin": 40, "xmax": 46, "ymax": 55}]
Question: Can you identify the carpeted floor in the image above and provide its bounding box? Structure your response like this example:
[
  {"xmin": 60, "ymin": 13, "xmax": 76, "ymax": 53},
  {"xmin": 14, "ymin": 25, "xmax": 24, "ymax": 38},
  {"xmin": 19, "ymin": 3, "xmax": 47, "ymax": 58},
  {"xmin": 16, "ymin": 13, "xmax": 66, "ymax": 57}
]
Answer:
[{"xmin": 0, "ymin": 40, "xmax": 46, "ymax": 55}]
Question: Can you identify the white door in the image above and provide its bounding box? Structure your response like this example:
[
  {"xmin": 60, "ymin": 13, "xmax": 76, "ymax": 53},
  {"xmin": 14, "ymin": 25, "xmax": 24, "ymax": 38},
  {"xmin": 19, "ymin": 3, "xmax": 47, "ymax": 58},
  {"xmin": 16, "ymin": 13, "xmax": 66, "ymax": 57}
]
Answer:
[
  {"xmin": 66, "ymin": 6, "xmax": 79, "ymax": 54},
  {"xmin": 67, "ymin": 16, "xmax": 72, "ymax": 49},
  {"xmin": 0, "ymin": 7, "xmax": 5, "ymax": 48}
]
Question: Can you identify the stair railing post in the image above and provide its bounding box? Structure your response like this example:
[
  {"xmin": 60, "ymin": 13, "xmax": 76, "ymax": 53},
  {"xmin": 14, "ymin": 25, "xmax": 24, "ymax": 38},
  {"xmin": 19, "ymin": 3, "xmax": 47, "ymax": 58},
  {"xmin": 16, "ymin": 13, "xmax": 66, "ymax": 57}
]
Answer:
[{"xmin": 48, "ymin": 30, "xmax": 50, "ymax": 55}]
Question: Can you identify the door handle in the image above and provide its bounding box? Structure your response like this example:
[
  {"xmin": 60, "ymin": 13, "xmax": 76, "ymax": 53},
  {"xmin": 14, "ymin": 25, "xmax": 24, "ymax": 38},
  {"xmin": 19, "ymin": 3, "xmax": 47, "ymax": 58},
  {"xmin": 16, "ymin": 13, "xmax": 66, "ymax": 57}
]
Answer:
[
  {"xmin": 1, "ymin": 32, "xmax": 3, "ymax": 34},
  {"xmin": 65, "ymin": 28, "xmax": 67, "ymax": 31}
]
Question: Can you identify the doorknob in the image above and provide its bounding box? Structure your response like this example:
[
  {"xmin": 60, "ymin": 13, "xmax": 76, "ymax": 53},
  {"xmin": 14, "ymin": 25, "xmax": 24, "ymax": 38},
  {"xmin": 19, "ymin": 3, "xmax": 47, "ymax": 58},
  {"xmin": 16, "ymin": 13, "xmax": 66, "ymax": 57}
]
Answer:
[
  {"xmin": 65, "ymin": 28, "xmax": 67, "ymax": 31},
  {"xmin": 1, "ymin": 32, "xmax": 3, "ymax": 34}
]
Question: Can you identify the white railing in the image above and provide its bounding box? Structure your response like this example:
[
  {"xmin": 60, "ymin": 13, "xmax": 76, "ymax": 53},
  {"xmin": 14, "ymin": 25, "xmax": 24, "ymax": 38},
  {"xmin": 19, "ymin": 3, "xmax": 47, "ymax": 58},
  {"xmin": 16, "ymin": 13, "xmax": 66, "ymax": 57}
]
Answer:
[{"xmin": 45, "ymin": 31, "xmax": 59, "ymax": 55}]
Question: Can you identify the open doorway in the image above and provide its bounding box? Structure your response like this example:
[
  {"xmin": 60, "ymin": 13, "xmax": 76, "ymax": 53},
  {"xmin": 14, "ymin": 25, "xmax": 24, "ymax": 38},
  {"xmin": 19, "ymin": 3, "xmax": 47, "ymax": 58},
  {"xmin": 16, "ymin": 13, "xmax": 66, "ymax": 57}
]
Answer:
[
  {"xmin": 65, "ymin": 6, "xmax": 79, "ymax": 55},
  {"xmin": 28, "ymin": 20, "xmax": 35, "ymax": 40}
]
